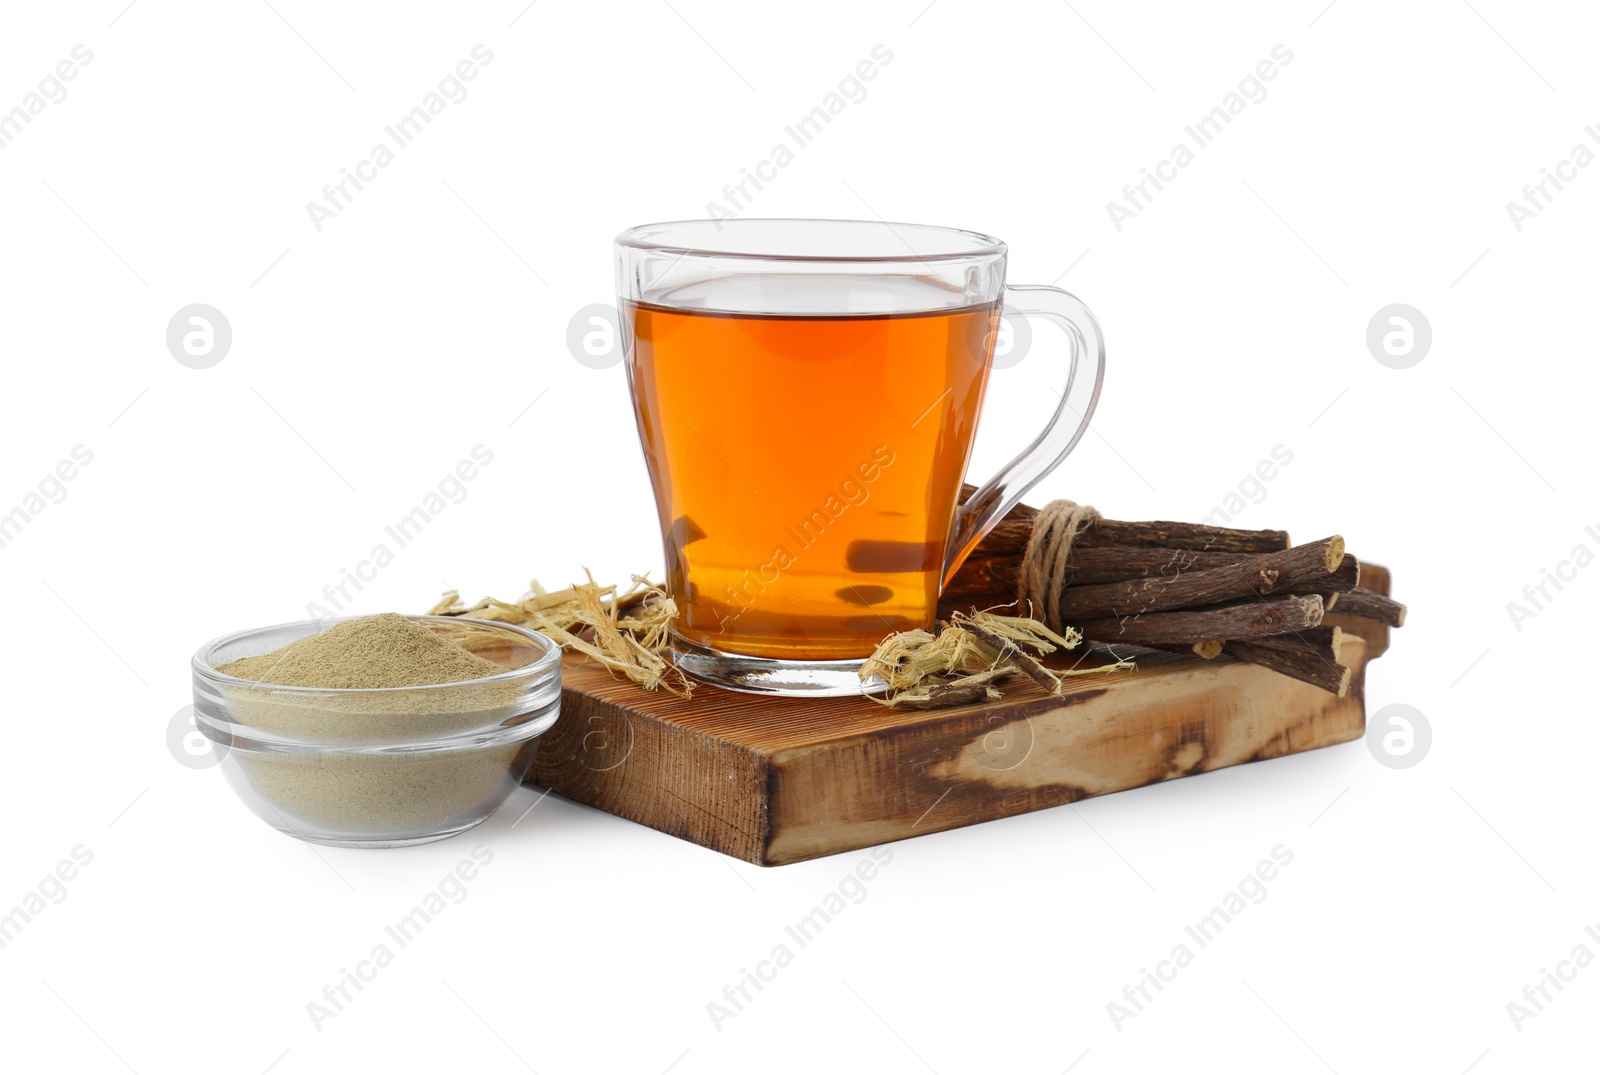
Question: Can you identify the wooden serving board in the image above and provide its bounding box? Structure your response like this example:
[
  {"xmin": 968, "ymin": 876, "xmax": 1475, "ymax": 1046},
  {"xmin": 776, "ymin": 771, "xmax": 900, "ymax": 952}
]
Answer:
[{"xmin": 528, "ymin": 590, "xmax": 1390, "ymax": 865}]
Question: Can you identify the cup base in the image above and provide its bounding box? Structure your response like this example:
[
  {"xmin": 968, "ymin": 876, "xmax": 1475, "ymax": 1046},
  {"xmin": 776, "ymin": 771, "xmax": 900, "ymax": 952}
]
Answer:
[{"xmin": 669, "ymin": 636, "xmax": 889, "ymax": 698}]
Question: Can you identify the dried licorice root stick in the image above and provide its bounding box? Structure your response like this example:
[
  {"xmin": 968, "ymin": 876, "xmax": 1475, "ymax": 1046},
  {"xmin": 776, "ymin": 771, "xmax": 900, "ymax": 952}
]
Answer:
[
  {"xmin": 954, "ymin": 515, "xmax": 1291, "ymax": 571},
  {"xmin": 943, "ymin": 486, "xmax": 1293, "ymax": 607},
  {"xmin": 1242, "ymin": 625, "xmax": 1343, "ymax": 658},
  {"xmin": 958, "ymin": 619, "xmax": 1060, "ymax": 691},
  {"xmin": 885, "ymin": 667, "xmax": 1016, "ymax": 710},
  {"xmin": 1308, "ymin": 554, "xmax": 1362, "ymax": 610},
  {"xmin": 1050, "ymin": 536, "xmax": 1347, "ymax": 621},
  {"xmin": 1047, "ymin": 547, "xmax": 1264, "ymax": 587},
  {"xmin": 963, "ymin": 488, "xmax": 1292, "ymax": 553},
  {"xmin": 1074, "ymin": 595, "xmax": 1325, "ymax": 646},
  {"xmin": 1331, "ymin": 587, "xmax": 1407, "ymax": 627},
  {"xmin": 1223, "ymin": 627, "xmax": 1350, "ymax": 696},
  {"xmin": 1152, "ymin": 641, "xmax": 1225, "ymax": 660}
]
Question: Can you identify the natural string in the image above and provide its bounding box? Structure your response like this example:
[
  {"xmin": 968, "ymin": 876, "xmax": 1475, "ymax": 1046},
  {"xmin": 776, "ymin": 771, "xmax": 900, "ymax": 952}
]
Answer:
[{"xmin": 1019, "ymin": 499, "xmax": 1101, "ymax": 630}]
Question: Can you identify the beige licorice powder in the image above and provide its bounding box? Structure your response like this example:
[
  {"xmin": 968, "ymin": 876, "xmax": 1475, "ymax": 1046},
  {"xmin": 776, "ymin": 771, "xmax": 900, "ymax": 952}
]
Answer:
[
  {"xmin": 215, "ymin": 614, "xmax": 536, "ymax": 837},
  {"xmin": 219, "ymin": 612, "xmax": 506, "ymax": 688}
]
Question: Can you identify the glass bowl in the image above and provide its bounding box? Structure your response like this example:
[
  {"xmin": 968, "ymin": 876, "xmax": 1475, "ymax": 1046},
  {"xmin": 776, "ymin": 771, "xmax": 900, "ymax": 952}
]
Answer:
[{"xmin": 191, "ymin": 616, "xmax": 561, "ymax": 848}]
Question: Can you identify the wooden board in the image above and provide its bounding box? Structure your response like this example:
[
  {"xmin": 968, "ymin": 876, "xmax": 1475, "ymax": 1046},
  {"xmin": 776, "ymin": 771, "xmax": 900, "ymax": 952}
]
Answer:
[{"xmin": 529, "ymin": 633, "xmax": 1376, "ymax": 866}]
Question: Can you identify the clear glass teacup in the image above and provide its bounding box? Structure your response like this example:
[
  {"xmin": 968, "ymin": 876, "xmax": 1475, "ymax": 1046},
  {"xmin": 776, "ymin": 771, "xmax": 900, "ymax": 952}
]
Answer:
[{"xmin": 617, "ymin": 218, "xmax": 1104, "ymax": 696}]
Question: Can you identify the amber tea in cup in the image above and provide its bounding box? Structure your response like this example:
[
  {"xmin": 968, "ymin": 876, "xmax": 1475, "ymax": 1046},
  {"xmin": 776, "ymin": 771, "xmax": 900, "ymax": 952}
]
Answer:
[{"xmin": 617, "ymin": 219, "xmax": 1104, "ymax": 696}]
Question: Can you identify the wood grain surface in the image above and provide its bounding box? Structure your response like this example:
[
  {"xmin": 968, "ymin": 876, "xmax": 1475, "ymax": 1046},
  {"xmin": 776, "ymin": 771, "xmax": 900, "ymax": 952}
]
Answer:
[{"xmin": 529, "ymin": 630, "xmax": 1377, "ymax": 865}]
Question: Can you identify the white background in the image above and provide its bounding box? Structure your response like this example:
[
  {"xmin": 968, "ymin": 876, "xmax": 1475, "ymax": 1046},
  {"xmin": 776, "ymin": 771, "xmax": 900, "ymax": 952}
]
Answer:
[{"xmin": 1, "ymin": 0, "xmax": 1595, "ymax": 1071}]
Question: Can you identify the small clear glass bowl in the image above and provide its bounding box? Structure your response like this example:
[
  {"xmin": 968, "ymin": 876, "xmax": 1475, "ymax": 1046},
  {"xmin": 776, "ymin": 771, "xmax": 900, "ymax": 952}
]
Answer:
[{"xmin": 191, "ymin": 616, "xmax": 561, "ymax": 848}]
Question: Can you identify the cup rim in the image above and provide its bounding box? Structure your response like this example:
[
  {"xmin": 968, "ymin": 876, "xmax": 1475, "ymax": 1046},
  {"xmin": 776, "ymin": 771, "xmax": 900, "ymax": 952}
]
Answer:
[
  {"xmin": 191, "ymin": 615, "xmax": 562, "ymax": 695},
  {"xmin": 615, "ymin": 217, "xmax": 1007, "ymax": 263}
]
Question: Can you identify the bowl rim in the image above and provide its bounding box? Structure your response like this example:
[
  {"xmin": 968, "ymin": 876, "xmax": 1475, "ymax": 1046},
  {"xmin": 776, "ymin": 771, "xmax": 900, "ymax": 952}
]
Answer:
[{"xmin": 191, "ymin": 614, "xmax": 562, "ymax": 694}]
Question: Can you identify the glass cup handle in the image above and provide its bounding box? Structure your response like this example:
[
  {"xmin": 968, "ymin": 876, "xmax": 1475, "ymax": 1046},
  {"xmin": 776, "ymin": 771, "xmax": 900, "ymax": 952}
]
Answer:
[{"xmin": 941, "ymin": 284, "xmax": 1106, "ymax": 587}]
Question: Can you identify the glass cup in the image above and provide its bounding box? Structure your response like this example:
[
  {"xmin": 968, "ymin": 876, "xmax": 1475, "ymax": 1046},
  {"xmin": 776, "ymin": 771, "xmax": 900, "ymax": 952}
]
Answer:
[{"xmin": 616, "ymin": 218, "xmax": 1103, "ymax": 696}]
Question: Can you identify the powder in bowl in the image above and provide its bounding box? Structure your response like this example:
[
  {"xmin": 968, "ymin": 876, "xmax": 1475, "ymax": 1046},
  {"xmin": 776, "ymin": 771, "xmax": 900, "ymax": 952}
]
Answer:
[
  {"xmin": 193, "ymin": 615, "xmax": 561, "ymax": 848},
  {"xmin": 218, "ymin": 612, "xmax": 506, "ymax": 688}
]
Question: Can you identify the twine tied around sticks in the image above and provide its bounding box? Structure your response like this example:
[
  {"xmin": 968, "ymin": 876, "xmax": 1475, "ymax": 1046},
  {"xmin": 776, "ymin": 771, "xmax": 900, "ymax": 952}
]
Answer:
[{"xmin": 1018, "ymin": 499, "xmax": 1101, "ymax": 631}]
